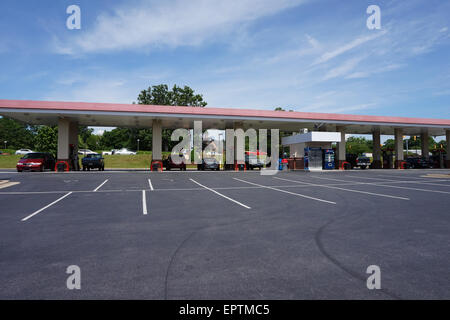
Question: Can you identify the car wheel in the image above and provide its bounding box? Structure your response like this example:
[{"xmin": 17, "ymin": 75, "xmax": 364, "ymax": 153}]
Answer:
[
  {"xmin": 83, "ymin": 166, "xmax": 86, "ymax": 171},
  {"xmin": 102, "ymin": 166, "xmax": 105, "ymax": 171},
  {"xmin": 40, "ymin": 165, "xmax": 44, "ymax": 172},
  {"xmin": 87, "ymin": 167, "xmax": 90, "ymax": 171}
]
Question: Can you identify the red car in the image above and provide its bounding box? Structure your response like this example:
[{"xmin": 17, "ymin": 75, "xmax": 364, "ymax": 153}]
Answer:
[{"xmin": 17, "ymin": 152, "xmax": 56, "ymax": 172}]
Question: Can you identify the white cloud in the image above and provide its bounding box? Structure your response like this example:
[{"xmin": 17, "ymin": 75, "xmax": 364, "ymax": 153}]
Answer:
[
  {"xmin": 322, "ymin": 57, "xmax": 363, "ymax": 80},
  {"xmin": 57, "ymin": 0, "xmax": 306, "ymax": 54},
  {"xmin": 313, "ymin": 30, "xmax": 386, "ymax": 65},
  {"xmin": 44, "ymin": 78, "xmax": 137, "ymax": 104},
  {"xmin": 258, "ymin": 34, "xmax": 321, "ymax": 64},
  {"xmin": 297, "ymin": 103, "xmax": 375, "ymax": 114},
  {"xmin": 345, "ymin": 63, "xmax": 405, "ymax": 79}
]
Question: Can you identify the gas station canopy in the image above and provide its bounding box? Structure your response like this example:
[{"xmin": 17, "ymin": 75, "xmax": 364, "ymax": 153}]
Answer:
[{"xmin": 1, "ymin": 99, "xmax": 450, "ymax": 136}]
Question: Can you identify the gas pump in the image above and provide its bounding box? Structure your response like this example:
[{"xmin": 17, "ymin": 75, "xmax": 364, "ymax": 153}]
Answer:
[
  {"xmin": 322, "ymin": 149, "xmax": 335, "ymax": 170},
  {"xmin": 69, "ymin": 144, "xmax": 80, "ymax": 171},
  {"xmin": 431, "ymin": 145, "xmax": 445, "ymax": 168},
  {"xmin": 382, "ymin": 149, "xmax": 394, "ymax": 169}
]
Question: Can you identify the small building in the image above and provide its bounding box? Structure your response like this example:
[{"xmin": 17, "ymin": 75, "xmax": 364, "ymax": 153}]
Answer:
[{"xmin": 282, "ymin": 131, "xmax": 342, "ymax": 171}]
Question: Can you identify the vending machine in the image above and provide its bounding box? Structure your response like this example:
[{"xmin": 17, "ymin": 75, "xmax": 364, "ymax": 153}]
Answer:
[{"xmin": 322, "ymin": 149, "xmax": 335, "ymax": 170}]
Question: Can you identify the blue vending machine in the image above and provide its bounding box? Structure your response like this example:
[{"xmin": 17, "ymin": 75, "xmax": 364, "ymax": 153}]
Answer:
[{"xmin": 322, "ymin": 149, "xmax": 335, "ymax": 170}]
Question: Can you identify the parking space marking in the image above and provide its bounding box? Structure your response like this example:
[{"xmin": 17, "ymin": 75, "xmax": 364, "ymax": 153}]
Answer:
[
  {"xmin": 148, "ymin": 179, "xmax": 154, "ymax": 191},
  {"xmin": 21, "ymin": 192, "xmax": 73, "ymax": 222},
  {"xmin": 142, "ymin": 190, "xmax": 148, "ymax": 215},
  {"xmin": 93, "ymin": 179, "xmax": 109, "ymax": 192},
  {"xmin": 305, "ymin": 175, "xmax": 450, "ymax": 196},
  {"xmin": 368, "ymin": 183, "xmax": 450, "ymax": 195},
  {"xmin": 1, "ymin": 180, "xmax": 427, "ymax": 196},
  {"xmin": 233, "ymin": 178, "xmax": 336, "ymax": 205},
  {"xmin": 346, "ymin": 175, "xmax": 450, "ymax": 187},
  {"xmin": 189, "ymin": 178, "xmax": 251, "ymax": 209},
  {"xmin": 0, "ymin": 181, "xmax": 20, "ymax": 189},
  {"xmin": 274, "ymin": 177, "xmax": 410, "ymax": 200}
]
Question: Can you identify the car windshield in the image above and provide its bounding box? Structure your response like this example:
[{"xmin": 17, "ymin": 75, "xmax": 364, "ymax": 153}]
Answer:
[
  {"xmin": 87, "ymin": 154, "xmax": 101, "ymax": 159},
  {"xmin": 22, "ymin": 153, "xmax": 45, "ymax": 159}
]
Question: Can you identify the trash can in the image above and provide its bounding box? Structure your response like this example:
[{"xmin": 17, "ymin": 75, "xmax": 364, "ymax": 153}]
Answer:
[
  {"xmin": 151, "ymin": 161, "xmax": 163, "ymax": 172},
  {"xmin": 55, "ymin": 161, "xmax": 69, "ymax": 172},
  {"xmin": 279, "ymin": 158, "xmax": 288, "ymax": 171}
]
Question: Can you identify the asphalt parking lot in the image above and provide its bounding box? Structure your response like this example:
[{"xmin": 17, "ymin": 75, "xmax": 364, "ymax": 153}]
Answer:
[{"xmin": 0, "ymin": 168, "xmax": 449, "ymax": 299}]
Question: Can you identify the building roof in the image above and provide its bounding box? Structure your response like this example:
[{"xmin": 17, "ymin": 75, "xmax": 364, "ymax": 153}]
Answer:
[{"xmin": 0, "ymin": 99, "xmax": 449, "ymax": 135}]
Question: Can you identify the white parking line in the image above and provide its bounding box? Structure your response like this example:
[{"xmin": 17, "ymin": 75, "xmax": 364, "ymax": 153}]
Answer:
[
  {"xmin": 189, "ymin": 178, "xmax": 251, "ymax": 209},
  {"xmin": 346, "ymin": 175, "xmax": 450, "ymax": 187},
  {"xmin": 142, "ymin": 190, "xmax": 148, "ymax": 215},
  {"xmin": 308, "ymin": 175, "xmax": 450, "ymax": 196},
  {"xmin": 148, "ymin": 179, "xmax": 154, "ymax": 191},
  {"xmin": 274, "ymin": 177, "xmax": 410, "ymax": 200},
  {"xmin": 234, "ymin": 178, "xmax": 336, "ymax": 205},
  {"xmin": 21, "ymin": 192, "xmax": 73, "ymax": 222},
  {"xmin": 93, "ymin": 179, "xmax": 109, "ymax": 192}
]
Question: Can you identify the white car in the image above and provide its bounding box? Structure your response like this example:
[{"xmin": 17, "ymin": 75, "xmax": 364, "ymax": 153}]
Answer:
[
  {"xmin": 78, "ymin": 149, "xmax": 96, "ymax": 155},
  {"xmin": 114, "ymin": 148, "xmax": 137, "ymax": 155},
  {"xmin": 15, "ymin": 149, "xmax": 34, "ymax": 155},
  {"xmin": 102, "ymin": 149, "xmax": 118, "ymax": 155}
]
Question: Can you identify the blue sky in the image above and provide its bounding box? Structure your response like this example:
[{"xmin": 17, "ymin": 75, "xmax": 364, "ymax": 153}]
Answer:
[{"xmin": 0, "ymin": 0, "xmax": 449, "ymax": 124}]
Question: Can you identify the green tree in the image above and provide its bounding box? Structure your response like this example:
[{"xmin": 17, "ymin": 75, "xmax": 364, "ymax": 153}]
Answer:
[
  {"xmin": 34, "ymin": 126, "xmax": 58, "ymax": 156},
  {"xmin": 346, "ymin": 137, "xmax": 371, "ymax": 155},
  {"xmin": 383, "ymin": 138, "xmax": 395, "ymax": 151},
  {"xmin": 136, "ymin": 84, "xmax": 207, "ymax": 107},
  {"xmin": 100, "ymin": 128, "xmax": 131, "ymax": 149},
  {"xmin": 0, "ymin": 117, "xmax": 36, "ymax": 150},
  {"xmin": 85, "ymin": 134, "xmax": 102, "ymax": 151},
  {"xmin": 437, "ymin": 140, "xmax": 446, "ymax": 150},
  {"xmin": 79, "ymin": 126, "xmax": 94, "ymax": 142},
  {"xmin": 136, "ymin": 84, "xmax": 207, "ymax": 151}
]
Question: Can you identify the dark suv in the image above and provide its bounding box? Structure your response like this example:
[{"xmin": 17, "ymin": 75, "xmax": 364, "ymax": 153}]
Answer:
[
  {"xmin": 405, "ymin": 157, "xmax": 433, "ymax": 169},
  {"xmin": 198, "ymin": 157, "xmax": 220, "ymax": 170},
  {"xmin": 82, "ymin": 153, "xmax": 105, "ymax": 171},
  {"xmin": 245, "ymin": 154, "xmax": 265, "ymax": 170},
  {"xmin": 356, "ymin": 156, "xmax": 371, "ymax": 169}
]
